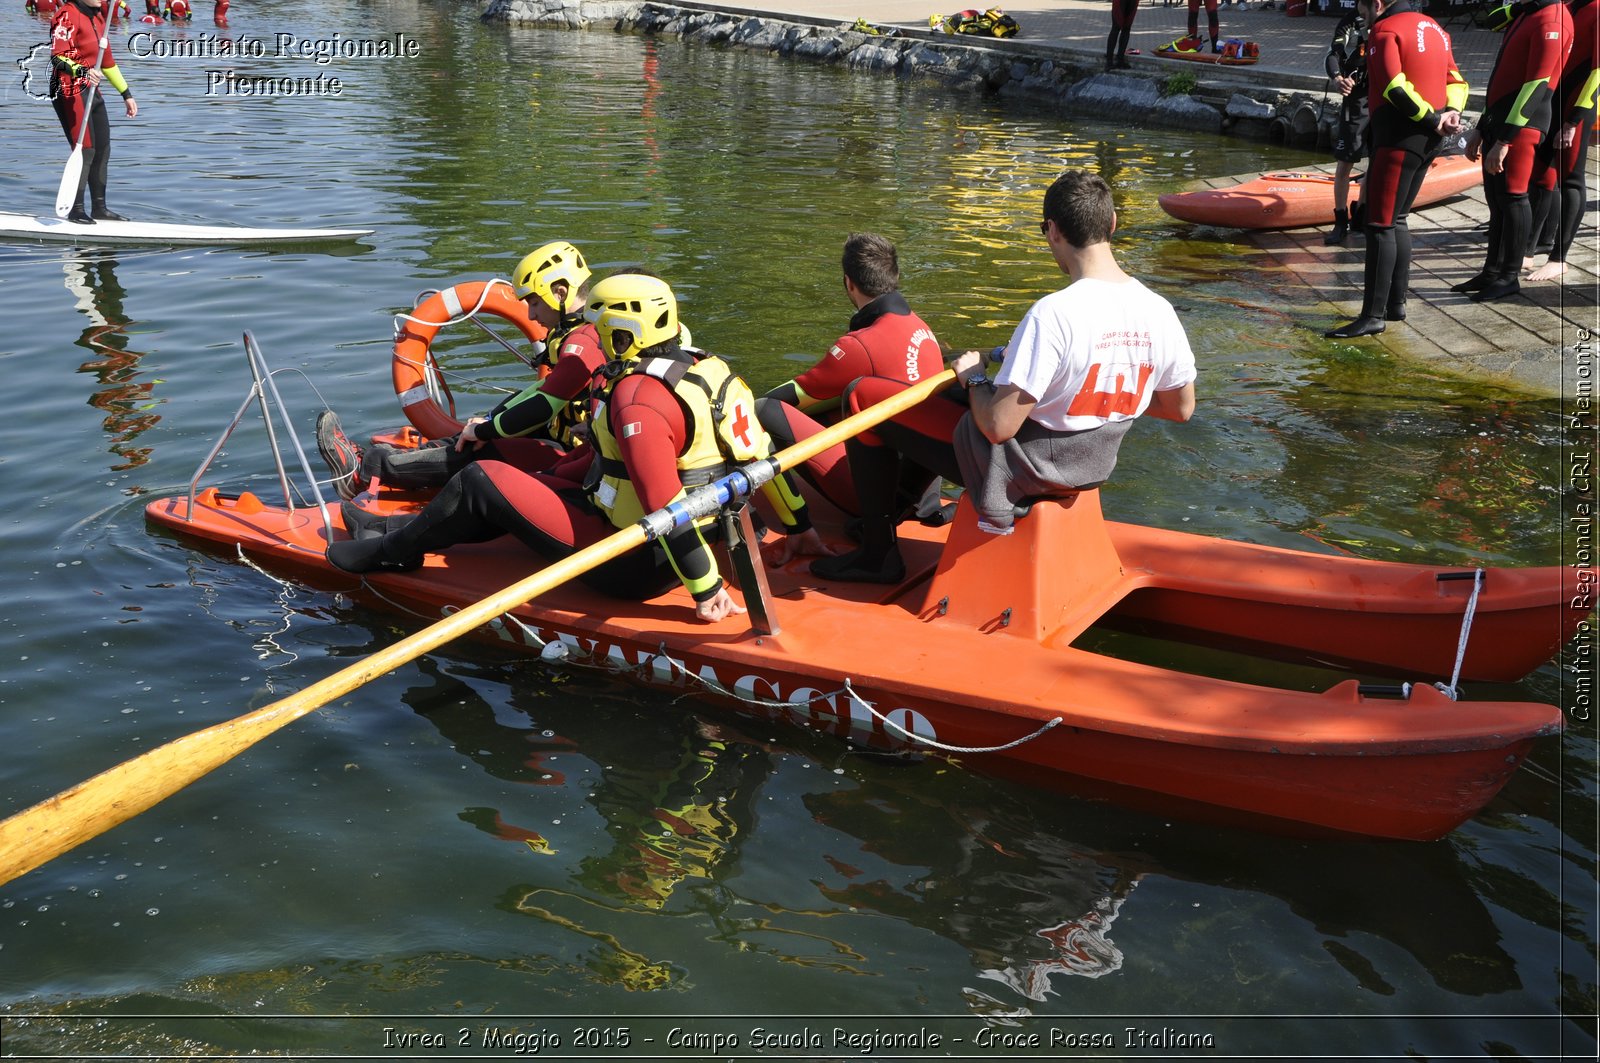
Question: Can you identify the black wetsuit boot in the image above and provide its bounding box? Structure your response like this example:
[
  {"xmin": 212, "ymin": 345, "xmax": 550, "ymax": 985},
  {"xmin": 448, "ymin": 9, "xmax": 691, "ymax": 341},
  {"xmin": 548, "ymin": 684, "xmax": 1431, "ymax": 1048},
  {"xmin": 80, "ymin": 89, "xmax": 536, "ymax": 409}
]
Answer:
[
  {"xmin": 1326, "ymin": 225, "xmax": 1390, "ymax": 338},
  {"xmin": 1386, "ymin": 220, "xmax": 1411, "ymax": 320},
  {"xmin": 810, "ymin": 439, "xmax": 905, "ymax": 584},
  {"xmin": 67, "ymin": 147, "xmax": 95, "ymax": 224},
  {"xmin": 1473, "ymin": 188, "xmax": 1527, "ymax": 302},
  {"xmin": 1325, "ymin": 208, "xmax": 1349, "ymax": 246},
  {"xmin": 328, "ymin": 467, "xmax": 502, "ymax": 573}
]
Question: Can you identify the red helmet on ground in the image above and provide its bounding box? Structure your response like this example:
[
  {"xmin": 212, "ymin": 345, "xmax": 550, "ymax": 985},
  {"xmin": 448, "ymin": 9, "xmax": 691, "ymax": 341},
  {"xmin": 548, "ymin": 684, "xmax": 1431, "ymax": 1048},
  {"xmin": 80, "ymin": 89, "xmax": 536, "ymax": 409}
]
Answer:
[{"xmin": 166, "ymin": 0, "xmax": 191, "ymax": 18}]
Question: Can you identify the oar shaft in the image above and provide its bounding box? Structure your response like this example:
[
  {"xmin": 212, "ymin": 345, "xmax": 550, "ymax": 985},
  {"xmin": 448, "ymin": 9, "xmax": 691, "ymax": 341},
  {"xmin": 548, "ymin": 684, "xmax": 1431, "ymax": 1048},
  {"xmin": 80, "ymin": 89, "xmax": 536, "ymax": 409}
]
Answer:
[{"xmin": 0, "ymin": 366, "xmax": 957, "ymax": 887}]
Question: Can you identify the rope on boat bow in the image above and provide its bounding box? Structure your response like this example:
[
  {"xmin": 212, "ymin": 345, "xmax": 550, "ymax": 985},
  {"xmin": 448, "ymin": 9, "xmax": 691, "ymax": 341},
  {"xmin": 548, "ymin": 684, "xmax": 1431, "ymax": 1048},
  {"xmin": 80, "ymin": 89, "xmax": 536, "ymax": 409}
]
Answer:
[
  {"xmin": 537, "ymin": 644, "xmax": 1063, "ymax": 755},
  {"xmin": 843, "ymin": 679, "xmax": 1064, "ymax": 754},
  {"xmin": 1432, "ymin": 567, "xmax": 1485, "ymax": 702}
]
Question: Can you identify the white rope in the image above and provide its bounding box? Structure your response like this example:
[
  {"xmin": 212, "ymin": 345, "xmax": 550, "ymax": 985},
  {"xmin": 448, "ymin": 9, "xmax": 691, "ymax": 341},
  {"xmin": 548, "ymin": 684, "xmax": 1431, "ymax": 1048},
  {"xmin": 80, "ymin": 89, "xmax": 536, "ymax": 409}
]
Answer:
[
  {"xmin": 392, "ymin": 276, "xmax": 515, "ymax": 328},
  {"xmin": 844, "ymin": 679, "xmax": 1063, "ymax": 754},
  {"xmin": 1432, "ymin": 568, "xmax": 1485, "ymax": 701},
  {"xmin": 543, "ymin": 646, "xmax": 1063, "ymax": 754},
  {"xmin": 390, "ymin": 277, "xmax": 527, "ymax": 398}
]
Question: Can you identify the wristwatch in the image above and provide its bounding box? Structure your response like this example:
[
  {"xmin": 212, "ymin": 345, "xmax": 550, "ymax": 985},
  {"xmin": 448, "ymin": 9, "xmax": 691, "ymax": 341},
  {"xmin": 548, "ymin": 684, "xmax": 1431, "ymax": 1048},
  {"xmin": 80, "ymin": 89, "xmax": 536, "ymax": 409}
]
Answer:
[{"xmin": 963, "ymin": 372, "xmax": 990, "ymax": 391}]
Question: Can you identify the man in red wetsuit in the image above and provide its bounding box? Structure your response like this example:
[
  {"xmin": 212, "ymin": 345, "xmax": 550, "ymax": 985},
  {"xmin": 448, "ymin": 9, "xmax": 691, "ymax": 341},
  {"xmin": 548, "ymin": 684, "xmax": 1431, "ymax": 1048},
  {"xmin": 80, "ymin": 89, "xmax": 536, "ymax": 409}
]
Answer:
[
  {"xmin": 1455, "ymin": 0, "xmax": 1573, "ymax": 301},
  {"xmin": 1326, "ymin": 0, "xmax": 1467, "ymax": 338},
  {"xmin": 1106, "ymin": 0, "xmax": 1140, "ymax": 70},
  {"xmin": 1527, "ymin": 0, "xmax": 1596, "ymax": 281},
  {"xmin": 317, "ymin": 241, "xmax": 602, "ymax": 499},
  {"xmin": 50, "ymin": 0, "xmax": 138, "ymax": 223},
  {"xmin": 754, "ymin": 232, "xmax": 946, "ymax": 521},
  {"xmin": 329, "ymin": 274, "xmax": 827, "ymax": 624},
  {"xmin": 1188, "ymin": 0, "xmax": 1220, "ymax": 53}
]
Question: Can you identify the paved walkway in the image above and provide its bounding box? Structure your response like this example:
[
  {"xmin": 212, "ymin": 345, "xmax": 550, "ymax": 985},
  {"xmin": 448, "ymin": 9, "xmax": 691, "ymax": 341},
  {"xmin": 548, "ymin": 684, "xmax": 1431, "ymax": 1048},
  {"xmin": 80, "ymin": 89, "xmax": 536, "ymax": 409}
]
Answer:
[{"xmin": 690, "ymin": 0, "xmax": 1596, "ymax": 393}]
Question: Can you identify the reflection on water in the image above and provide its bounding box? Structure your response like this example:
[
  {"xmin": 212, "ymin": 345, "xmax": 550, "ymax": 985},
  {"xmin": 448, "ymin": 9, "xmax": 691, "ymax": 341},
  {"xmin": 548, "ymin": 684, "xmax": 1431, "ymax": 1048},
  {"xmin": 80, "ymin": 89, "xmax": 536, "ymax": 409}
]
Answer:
[{"xmin": 63, "ymin": 253, "xmax": 162, "ymax": 475}]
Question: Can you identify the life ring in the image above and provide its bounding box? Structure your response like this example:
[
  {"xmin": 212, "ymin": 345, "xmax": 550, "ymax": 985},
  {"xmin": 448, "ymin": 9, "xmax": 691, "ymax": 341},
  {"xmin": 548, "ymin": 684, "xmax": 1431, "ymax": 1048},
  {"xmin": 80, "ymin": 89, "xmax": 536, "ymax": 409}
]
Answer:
[{"xmin": 391, "ymin": 279, "xmax": 549, "ymax": 441}]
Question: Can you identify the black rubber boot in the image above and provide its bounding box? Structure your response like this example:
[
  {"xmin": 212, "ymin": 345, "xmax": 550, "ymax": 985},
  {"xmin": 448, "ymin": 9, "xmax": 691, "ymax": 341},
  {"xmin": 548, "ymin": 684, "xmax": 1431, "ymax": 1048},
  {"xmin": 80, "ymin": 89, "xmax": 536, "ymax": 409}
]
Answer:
[
  {"xmin": 1451, "ymin": 271, "xmax": 1496, "ymax": 293},
  {"xmin": 67, "ymin": 147, "xmax": 95, "ymax": 224},
  {"xmin": 811, "ymin": 439, "xmax": 906, "ymax": 584},
  {"xmin": 340, "ymin": 501, "xmax": 391, "ymax": 541},
  {"xmin": 1324, "ymin": 208, "xmax": 1349, "ymax": 246},
  {"xmin": 1470, "ymin": 274, "xmax": 1522, "ymax": 302}
]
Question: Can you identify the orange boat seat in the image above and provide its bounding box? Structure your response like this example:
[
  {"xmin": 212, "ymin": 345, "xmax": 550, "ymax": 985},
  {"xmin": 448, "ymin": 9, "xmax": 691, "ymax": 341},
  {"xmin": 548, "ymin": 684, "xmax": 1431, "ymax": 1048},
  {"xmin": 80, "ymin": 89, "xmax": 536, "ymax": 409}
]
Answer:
[{"xmin": 919, "ymin": 489, "xmax": 1135, "ymax": 643}]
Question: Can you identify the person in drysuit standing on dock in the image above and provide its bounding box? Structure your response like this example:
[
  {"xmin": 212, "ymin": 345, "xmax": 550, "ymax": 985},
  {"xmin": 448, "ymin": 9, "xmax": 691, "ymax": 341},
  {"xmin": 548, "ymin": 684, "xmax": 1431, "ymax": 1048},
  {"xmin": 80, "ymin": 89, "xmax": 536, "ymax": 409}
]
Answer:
[
  {"xmin": 1325, "ymin": 0, "xmax": 1467, "ymax": 338},
  {"xmin": 50, "ymin": 0, "xmax": 138, "ymax": 223}
]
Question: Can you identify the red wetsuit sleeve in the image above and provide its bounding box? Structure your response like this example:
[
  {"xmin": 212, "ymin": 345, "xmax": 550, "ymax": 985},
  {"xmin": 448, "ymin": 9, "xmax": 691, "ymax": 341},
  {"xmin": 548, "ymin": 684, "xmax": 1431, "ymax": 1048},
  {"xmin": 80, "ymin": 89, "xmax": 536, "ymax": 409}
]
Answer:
[
  {"xmin": 611, "ymin": 376, "xmax": 721, "ymax": 600},
  {"xmin": 791, "ymin": 332, "xmax": 872, "ymax": 410},
  {"xmin": 482, "ymin": 328, "xmax": 606, "ymax": 440},
  {"xmin": 1567, "ymin": 1, "xmax": 1600, "ymax": 123},
  {"xmin": 1486, "ymin": 4, "xmax": 1571, "ymax": 136}
]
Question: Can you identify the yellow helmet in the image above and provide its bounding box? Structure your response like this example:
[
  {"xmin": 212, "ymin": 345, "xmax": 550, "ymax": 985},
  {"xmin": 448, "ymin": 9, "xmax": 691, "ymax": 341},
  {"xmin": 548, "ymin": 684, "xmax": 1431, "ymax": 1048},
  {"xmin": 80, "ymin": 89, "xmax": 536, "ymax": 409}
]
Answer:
[
  {"xmin": 512, "ymin": 240, "xmax": 591, "ymax": 313},
  {"xmin": 585, "ymin": 274, "xmax": 679, "ymax": 360}
]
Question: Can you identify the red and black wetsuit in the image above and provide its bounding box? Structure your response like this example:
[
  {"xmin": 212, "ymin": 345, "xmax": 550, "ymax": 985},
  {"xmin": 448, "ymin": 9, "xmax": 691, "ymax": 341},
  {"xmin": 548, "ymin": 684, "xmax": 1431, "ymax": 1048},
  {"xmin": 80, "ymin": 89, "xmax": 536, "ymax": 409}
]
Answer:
[
  {"xmin": 1530, "ymin": 0, "xmax": 1596, "ymax": 263},
  {"xmin": 364, "ymin": 347, "xmax": 807, "ymax": 606},
  {"xmin": 1358, "ymin": 0, "xmax": 1468, "ymax": 318},
  {"xmin": 1477, "ymin": 0, "xmax": 1573, "ymax": 278},
  {"xmin": 50, "ymin": 0, "xmax": 132, "ymax": 217},
  {"xmin": 362, "ymin": 318, "xmax": 605, "ymax": 487},
  {"xmin": 1107, "ymin": 0, "xmax": 1140, "ymax": 68},
  {"xmin": 1187, "ymin": 0, "xmax": 1219, "ymax": 50},
  {"xmin": 756, "ymin": 290, "xmax": 944, "ymax": 514}
]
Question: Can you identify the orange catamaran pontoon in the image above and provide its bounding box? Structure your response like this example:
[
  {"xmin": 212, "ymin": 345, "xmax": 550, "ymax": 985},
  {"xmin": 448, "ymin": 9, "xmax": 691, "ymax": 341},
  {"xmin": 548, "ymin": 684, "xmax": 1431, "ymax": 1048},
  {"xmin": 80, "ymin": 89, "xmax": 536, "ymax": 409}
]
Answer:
[{"xmin": 144, "ymin": 340, "xmax": 1587, "ymax": 843}]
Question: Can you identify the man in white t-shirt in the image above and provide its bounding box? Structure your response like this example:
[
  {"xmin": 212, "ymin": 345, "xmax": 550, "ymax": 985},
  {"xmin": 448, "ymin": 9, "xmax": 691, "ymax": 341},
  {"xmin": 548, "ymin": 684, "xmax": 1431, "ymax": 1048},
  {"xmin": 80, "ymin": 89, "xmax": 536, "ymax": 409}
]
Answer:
[{"xmin": 950, "ymin": 169, "xmax": 1197, "ymax": 534}]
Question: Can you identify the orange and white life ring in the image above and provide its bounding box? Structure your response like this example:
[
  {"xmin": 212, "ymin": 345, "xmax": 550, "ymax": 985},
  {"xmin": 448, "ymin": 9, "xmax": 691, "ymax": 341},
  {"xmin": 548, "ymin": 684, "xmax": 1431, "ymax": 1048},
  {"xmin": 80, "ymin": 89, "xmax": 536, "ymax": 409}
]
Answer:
[{"xmin": 391, "ymin": 279, "xmax": 549, "ymax": 441}]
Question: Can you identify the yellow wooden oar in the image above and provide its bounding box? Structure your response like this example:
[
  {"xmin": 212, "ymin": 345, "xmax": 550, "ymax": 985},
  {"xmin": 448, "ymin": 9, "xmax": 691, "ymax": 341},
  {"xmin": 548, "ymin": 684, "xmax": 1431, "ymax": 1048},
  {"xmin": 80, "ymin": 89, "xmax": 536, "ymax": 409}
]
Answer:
[{"xmin": 0, "ymin": 367, "xmax": 958, "ymax": 887}]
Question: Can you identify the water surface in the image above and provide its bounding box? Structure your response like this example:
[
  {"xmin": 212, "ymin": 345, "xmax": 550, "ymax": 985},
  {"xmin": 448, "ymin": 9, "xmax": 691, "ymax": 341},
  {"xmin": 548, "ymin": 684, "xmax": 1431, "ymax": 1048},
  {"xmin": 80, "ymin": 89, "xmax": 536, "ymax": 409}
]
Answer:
[{"xmin": 0, "ymin": 0, "xmax": 1592, "ymax": 1057}]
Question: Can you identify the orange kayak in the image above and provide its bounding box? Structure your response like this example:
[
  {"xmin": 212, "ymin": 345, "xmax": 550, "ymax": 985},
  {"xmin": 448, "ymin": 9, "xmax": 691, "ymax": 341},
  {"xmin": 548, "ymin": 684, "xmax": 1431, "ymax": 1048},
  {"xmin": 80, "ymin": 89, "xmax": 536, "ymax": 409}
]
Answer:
[
  {"xmin": 1158, "ymin": 154, "xmax": 1482, "ymax": 230},
  {"xmin": 146, "ymin": 458, "xmax": 1582, "ymax": 842}
]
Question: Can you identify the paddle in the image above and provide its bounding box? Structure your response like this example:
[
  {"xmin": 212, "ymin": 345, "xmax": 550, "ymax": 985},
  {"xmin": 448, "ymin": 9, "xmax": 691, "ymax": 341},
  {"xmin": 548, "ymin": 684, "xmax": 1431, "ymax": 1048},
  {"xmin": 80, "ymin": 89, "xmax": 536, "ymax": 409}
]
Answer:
[
  {"xmin": 0, "ymin": 367, "xmax": 958, "ymax": 886},
  {"xmin": 54, "ymin": 25, "xmax": 108, "ymax": 219}
]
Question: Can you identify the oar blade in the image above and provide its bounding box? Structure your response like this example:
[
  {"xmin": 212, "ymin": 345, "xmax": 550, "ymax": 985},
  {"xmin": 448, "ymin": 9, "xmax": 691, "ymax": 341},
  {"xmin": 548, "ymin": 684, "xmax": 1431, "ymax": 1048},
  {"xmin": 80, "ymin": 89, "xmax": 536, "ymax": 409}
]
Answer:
[{"xmin": 55, "ymin": 148, "xmax": 84, "ymax": 219}]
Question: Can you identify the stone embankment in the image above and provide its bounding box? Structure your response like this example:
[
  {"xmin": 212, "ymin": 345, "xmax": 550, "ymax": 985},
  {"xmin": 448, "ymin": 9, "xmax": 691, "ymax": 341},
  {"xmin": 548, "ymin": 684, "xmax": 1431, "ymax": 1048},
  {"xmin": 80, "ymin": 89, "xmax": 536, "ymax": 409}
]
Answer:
[{"xmin": 483, "ymin": 0, "xmax": 1339, "ymax": 149}]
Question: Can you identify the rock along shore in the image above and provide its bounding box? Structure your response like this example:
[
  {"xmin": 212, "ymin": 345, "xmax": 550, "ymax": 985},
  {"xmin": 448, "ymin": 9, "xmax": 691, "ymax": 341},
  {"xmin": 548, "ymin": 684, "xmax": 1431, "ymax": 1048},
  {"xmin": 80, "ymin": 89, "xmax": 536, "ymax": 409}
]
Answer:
[{"xmin": 484, "ymin": 0, "xmax": 1340, "ymax": 148}]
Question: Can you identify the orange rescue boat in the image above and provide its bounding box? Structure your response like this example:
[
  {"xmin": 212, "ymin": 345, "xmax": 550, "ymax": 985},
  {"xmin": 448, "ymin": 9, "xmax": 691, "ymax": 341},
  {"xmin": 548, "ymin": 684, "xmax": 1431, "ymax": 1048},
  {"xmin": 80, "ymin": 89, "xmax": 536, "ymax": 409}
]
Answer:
[
  {"xmin": 144, "ymin": 356, "xmax": 1587, "ymax": 842},
  {"xmin": 1158, "ymin": 154, "xmax": 1481, "ymax": 230}
]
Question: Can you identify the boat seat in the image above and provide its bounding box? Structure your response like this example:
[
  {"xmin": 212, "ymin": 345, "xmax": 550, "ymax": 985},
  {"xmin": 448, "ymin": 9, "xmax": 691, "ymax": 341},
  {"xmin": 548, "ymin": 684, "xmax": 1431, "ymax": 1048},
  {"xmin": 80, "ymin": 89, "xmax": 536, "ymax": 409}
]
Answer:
[
  {"xmin": 1011, "ymin": 483, "xmax": 1103, "ymax": 520},
  {"xmin": 919, "ymin": 489, "xmax": 1133, "ymax": 642}
]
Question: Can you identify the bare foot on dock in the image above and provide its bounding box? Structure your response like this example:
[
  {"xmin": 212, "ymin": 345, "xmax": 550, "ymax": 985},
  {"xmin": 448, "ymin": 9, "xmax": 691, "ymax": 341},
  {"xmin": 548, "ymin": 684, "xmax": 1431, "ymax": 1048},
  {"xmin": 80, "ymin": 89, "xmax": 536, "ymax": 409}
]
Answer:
[
  {"xmin": 1524, "ymin": 255, "xmax": 1541, "ymax": 269},
  {"xmin": 1526, "ymin": 260, "xmax": 1568, "ymax": 282}
]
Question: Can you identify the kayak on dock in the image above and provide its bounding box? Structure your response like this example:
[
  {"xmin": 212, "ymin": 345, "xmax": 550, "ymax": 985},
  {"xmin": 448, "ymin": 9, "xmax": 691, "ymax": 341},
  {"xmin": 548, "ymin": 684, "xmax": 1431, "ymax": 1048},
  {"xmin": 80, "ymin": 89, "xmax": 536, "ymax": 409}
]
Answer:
[
  {"xmin": 1157, "ymin": 154, "xmax": 1481, "ymax": 230},
  {"xmin": 0, "ymin": 211, "xmax": 372, "ymax": 246},
  {"xmin": 142, "ymin": 337, "xmax": 1588, "ymax": 843}
]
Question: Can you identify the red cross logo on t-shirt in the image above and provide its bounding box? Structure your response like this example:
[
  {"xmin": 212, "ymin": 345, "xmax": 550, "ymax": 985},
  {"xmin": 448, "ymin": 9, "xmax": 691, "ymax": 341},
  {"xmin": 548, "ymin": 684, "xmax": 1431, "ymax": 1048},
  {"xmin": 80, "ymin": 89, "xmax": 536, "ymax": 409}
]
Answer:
[{"xmin": 728, "ymin": 400, "xmax": 754, "ymax": 449}]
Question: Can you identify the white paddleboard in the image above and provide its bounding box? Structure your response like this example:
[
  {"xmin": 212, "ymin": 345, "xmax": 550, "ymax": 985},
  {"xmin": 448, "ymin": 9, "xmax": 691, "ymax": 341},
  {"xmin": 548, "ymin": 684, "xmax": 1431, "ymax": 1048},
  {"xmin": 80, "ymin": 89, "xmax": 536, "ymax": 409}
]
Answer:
[{"xmin": 0, "ymin": 211, "xmax": 372, "ymax": 245}]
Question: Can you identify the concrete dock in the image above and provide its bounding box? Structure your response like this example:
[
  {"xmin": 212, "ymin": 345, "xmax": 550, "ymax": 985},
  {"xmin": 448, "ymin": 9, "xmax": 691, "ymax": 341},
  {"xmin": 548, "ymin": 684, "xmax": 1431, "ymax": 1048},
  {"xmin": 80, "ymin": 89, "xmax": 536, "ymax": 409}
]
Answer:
[{"xmin": 653, "ymin": 0, "xmax": 1600, "ymax": 393}]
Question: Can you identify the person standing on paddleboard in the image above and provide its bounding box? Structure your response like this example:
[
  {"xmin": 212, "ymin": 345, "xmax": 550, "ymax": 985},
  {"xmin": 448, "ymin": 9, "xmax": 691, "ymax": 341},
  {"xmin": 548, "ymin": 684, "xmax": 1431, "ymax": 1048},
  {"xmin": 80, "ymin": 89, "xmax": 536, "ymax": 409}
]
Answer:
[{"xmin": 50, "ymin": 0, "xmax": 137, "ymax": 224}]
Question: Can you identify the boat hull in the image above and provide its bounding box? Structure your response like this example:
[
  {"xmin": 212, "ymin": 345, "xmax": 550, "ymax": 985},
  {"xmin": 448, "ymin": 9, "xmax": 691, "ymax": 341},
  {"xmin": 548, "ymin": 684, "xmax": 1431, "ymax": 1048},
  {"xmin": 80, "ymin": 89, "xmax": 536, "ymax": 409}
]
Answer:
[
  {"xmin": 1157, "ymin": 154, "xmax": 1481, "ymax": 230},
  {"xmin": 144, "ymin": 486, "xmax": 1574, "ymax": 841},
  {"xmin": 0, "ymin": 211, "xmax": 371, "ymax": 245}
]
